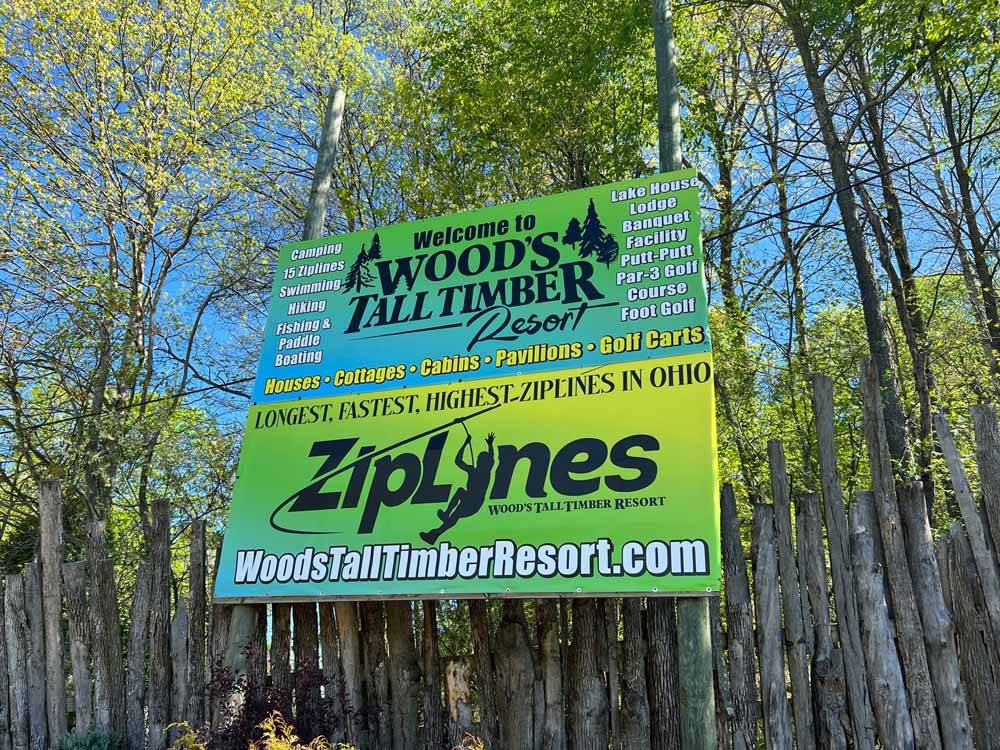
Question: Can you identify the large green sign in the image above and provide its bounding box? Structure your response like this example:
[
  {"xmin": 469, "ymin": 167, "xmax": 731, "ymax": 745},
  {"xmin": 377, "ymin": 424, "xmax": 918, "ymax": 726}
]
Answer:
[
  {"xmin": 249, "ymin": 170, "xmax": 708, "ymax": 404},
  {"xmin": 215, "ymin": 169, "xmax": 719, "ymax": 600}
]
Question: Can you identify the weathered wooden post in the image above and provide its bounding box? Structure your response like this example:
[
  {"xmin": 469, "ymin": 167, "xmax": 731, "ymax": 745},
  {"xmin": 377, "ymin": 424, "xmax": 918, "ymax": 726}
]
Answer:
[
  {"xmin": 720, "ymin": 485, "xmax": 758, "ymax": 750},
  {"xmin": 860, "ymin": 357, "xmax": 940, "ymax": 746},
  {"xmin": 750, "ymin": 504, "xmax": 792, "ymax": 748},
  {"xmin": 187, "ymin": 519, "xmax": 207, "ymax": 727},
  {"xmin": 849, "ymin": 494, "xmax": 914, "ymax": 749},
  {"xmin": 766, "ymin": 441, "xmax": 815, "ymax": 747},
  {"xmin": 652, "ymin": 1, "xmax": 716, "ymax": 746},
  {"xmin": 63, "ymin": 562, "xmax": 94, "ymax": 735},
  {"xmin": 811, "ymin": 374, "xmax": 876, "ymax": 748},
  {"xmin": 0, "ymin": 580, "xmax": 11, "ymax": 750},
  {"xmin": 38, "ymin": 480, "xmax": 67, "ymax": 745},
  {"xmin": 5, "ymin": 573, "xmax": 30, "ymax": 750},
  {"xmin": 898, "ymin": 481, "xmax": 972, "ymax": 749},
  {"xmin": 23, "ymin": 562, "xmax": 48, "ymax": 747}
]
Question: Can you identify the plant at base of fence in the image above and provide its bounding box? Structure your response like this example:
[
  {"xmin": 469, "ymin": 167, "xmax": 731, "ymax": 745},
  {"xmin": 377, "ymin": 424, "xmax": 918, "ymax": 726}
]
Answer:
[
  {"xmin": 452, "ymin": 734, "xmax": 485, "ymax": 750},
  {"xmin": 168, "ymin": 723, "xmax": 207, "ymax": 750},
  {"xmin": 58, "ymin": 731, "xmax": 126, "ymax": 750},
  {"xmin": 249, "ymin": 711, "xmax": 344, "ymax": 750}
]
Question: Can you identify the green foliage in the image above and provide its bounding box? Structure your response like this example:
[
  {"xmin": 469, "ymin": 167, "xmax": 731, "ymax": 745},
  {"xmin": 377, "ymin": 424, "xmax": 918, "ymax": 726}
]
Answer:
[{"xmin": 59, "ymin": 731, "xmax": 125, "ymax": 750}]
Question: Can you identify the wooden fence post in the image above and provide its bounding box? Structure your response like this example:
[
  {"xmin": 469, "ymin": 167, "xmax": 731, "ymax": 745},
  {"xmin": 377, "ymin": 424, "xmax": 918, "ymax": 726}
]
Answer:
[
  {"xmin": 720, "ymin": 484, "xmax": 759, "ymax": 750},
  {"xmin": 603, "ymin": 600, "xmax": 621, "ymax": 747},
  {"xmin": 795, "ymin": 491, "xmax": 848, "ymax": 749},
  {"xmin": 945, "ymin": 523, "xmax": 1000, "ymax": 748},
  {"xmin": 23, "ymin": 562, "xmax": 48, "ymax": 749},
  {"xmin": 5, "ymin": 574, "xmax": 30, "ymax": 750},
  {"xmin": 570, "ymin": 598, "xmax": 609, "ymax": 750},
  {"xmin": 88, "ymin": 522, "xmax": 126, "ymax": 734},
  {"xmin": 766, "ymin": 441, "xmax": 815, "ymax": 748},
  {"xmin": 187, "ymin": 520, "xmax": 207, "ymax": 727},
  {"xmin": 494, "ymin": 600, "xmax": 535, "ymax": 750},
  {"xmin": 898, "ymin": 482, "xmax": 972, "ymax": 749},
  {"xmin": 126, "ymin": 563, "xmax": 152, "ymax": 750},
  {"xmin": 751, "ymin": 504, "xmax": 792, "ymax": 749},
  {"xmin": 360, "ymin": 602, "xmax": 391, "ymax": 749},
  {"xmin": 849, "ymin": 494, "xmax": 914, "ymax": 749},
  {"xmin": 811, "ymin": 374, "xmax": 876, "ymax": 748},
  {"xmin": 618, "ymin": 597, "xmax": 649, "ymax": 750},
  {"xmin": 62, "ymin": 562, "xmax": 93, "ymax": 736},
  {"xmin": 335, "ymin": 602, "xmax": 364, "ymax": 745},
  {"xmin": 646, "ymin": 598, "xmax": 680, "ymax": 750},
  {"xmin": 0, "ymin": 580, "xmax": 10, "ymax": 750},
  {"xmin": 936, "ymin": 412, "xmax": 1000, "ymax": 639},
  {"xmin": 319, "ymin": 603, "xmax": 344, "ymax": 741},
  {"xmin": 170, "ymin": 598, "xmax": 190, "ymax": 738},
  {"xmin": 272, "ymin": 604, "xmax": 293, "ymax": 719},
  {"xmin": 470, "ymin": 600, "xmax": 497, "ymax": 748},
  {"xmin": 971, "ymin": 405, "xmax": 1000, "ymax": 562},
  {"xmin": 860, "ymin": 358, "xmax": 940, "ymax": 747},
  {"xmin": 292, "ymin": 602, "xmax": 321, "ymax": 738},
  {"xmin": 422, "ymin": 601, "xmax": 446, "ymax": 750},
  {"xmin": 386, "ymin": 602, "xmax": 421, "ymax": 750},
  {"xmin": 38, "ymin": 481, "xmax": 67, "ymax": 745}
]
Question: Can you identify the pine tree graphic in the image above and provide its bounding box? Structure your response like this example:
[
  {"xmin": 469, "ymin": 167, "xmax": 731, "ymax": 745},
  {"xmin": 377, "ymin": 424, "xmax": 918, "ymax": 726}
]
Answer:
[
  {"xmin": 562, "ymin": 216, "xmax": 582, "ymax": 250},
  {"xmin": 578, "ymin": 198, "xmax": 606, "ymax": 259},
  {"xmin": 343, "ymin": 232, "xmax": 383, "ymax": 294},
  {"xmin": 596, "ymin": 233, "xmax": 619, "ymax": 267}
]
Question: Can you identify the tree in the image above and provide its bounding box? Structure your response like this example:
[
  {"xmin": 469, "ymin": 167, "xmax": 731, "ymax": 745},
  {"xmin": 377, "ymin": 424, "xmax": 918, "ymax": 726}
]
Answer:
[
  {"xmin": 579, "ymin": 199, "xmax": 607, "ymax": 259},
  {"xmin": 597, "ymin": 234, "xmax": 620, "ymax": 267},
  {"xmin": 563, "ymin": 217, "xmax": 583, "ymax": 250},
  {"xmin": 344, "ymin": 243, "xmax": 372, "ymax": 294}
]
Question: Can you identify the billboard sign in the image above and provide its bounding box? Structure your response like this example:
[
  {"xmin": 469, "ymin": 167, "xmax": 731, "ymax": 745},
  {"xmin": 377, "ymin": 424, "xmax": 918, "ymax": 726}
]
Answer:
[{"xmin": 215, "ymin": 170, "xmax": 719, "ymax": 600}]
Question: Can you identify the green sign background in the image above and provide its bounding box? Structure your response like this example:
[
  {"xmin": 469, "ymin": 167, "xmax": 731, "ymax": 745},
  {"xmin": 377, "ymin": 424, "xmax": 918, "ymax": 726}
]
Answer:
[{"xmin": 216, "ymin": 355, "xmax": 719, "ymax": 600}]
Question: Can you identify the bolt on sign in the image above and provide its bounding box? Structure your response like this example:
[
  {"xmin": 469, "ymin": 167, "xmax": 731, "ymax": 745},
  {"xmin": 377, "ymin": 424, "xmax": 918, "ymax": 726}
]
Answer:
[{"xmin": 215, "ymin": 168, "xmax": 720, "ymax": 600}]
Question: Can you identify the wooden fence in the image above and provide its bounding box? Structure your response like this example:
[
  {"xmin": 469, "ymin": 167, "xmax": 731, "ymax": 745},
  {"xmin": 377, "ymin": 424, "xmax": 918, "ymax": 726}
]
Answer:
[{"xmin": 2, "ymin": 362, "xmax": 1000, "ymax": 749}]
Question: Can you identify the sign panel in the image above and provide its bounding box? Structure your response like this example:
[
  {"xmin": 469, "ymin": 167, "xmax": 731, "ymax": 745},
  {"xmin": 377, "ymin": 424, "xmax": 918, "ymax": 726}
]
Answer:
[
  {"xmin": 253, "ymin": 169, "xmax": 707, "ymax": 403},
  {"xmin": 215, "ymin": 355, "xmax": 719, "ymax": 600},
  {"xmin": 215, "ymin": 168, "xmax": 719, "ymax": 600}
]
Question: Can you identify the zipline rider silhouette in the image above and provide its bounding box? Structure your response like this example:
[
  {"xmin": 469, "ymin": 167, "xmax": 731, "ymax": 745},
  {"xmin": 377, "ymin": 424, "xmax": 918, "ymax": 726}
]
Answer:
[{"xmin": 420, "ymin": 423, "xmax": 496, "ymax": 544}]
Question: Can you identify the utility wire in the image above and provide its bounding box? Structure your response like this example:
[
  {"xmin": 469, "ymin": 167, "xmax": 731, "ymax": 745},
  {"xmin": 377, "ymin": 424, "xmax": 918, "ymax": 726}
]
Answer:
[{"xmin": 1, "ymin": 124, "xmax": 998, "ymax": 440}]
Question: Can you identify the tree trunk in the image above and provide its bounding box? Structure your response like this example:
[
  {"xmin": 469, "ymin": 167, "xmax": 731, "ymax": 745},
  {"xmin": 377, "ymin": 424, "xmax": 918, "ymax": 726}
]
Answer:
[
  {"xmin": 170, "ymin": 598, "xmax": 190, "ymax": 741},
  {"xmin": 784, "ymin": 6, "xmax": 910, "ymax": 466},
  {"xmin": 0, "ymin": 581, "xmax": 10, "ymax": 750}
]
